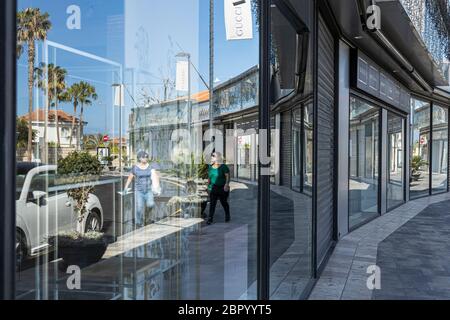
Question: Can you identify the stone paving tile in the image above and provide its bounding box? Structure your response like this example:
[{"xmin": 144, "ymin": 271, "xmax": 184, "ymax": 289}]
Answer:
[
  {"xmin": 374, "ymin": 197, "xmax": 450, "ymax": 300},
  {"xmin": 309, "ymin": 192, "xmax": 450, "ymax": 300},
  {"xmin": 308, "ymin": 277, "xmax": 347, "ymax": 300}
]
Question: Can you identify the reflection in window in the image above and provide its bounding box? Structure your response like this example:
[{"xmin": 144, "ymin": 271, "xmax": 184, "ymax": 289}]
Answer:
[
  {"xmin": 304, "ymin": 103, "xmax": 313, "ymax": 194},
  {"xmin": 270, "ymin": 0, "xmax": 313, "ymax": 300},
  {"xmin": 15, "ymin": 0, "xmax": 259, "ymax": 300},
  {"xmin": 387, "ymin": 112, "xmax": 405, "ymax": 211},
  {"xmin": 292, "ymin": 108, "xmax": 301, "ymax": 191},
  {"xmin": 410, "ymin": 99, "xmax": 430, "ymax": 199},
  {"xmin": 432, "ymin": 105, "xmax": 448, "ymax": 193},
  {"xmin": 291, "ymin": 103, "xmax": 312, "ymax": 195},
  {"xmin": 349, "ymin": 97, "xmax": 379, "ymax": 229},
  {"xmin": 270, "ymin": 1, "xmax": 309, "ymax": 102}
]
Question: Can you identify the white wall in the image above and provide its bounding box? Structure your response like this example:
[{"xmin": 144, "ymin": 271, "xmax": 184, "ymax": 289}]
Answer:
[{"xmin": 32, "ymin": 121, "xmax": 79, "ymax": 146}]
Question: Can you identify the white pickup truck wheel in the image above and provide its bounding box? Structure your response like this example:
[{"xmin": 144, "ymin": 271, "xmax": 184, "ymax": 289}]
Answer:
[
  {"xmin": 85, "ymin": 210, "xmax": 101, "ymax": 232},
  {"xmin": 16, "ymin": 229, "xmax": 27, "ymax": 270}
]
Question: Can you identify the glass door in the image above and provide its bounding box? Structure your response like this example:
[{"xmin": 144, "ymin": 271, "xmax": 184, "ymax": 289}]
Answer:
[
  {"xmin": 349, "ymin": 97, "xmax": 380, "ymax": 229},
  {"xmin": 386, "ymin": 112, "xmax": 405, "ymax": 211}
]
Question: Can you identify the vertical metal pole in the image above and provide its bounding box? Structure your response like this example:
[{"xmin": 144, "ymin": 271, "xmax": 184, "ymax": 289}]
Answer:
[
  {"xmin": 257, "ymin": 0, "xmax": 270, "ymax": 300},
  {"xmin": 119, "ymin": 85, "xmax": 122, "ymax": 171},
  {"xmin": 187, "ymin": 54, "xmax": 192, "ymax": 177},
  {"xmin": 188, "ymin": 55, "xmax": 192, "ymax": 134},
  {"xmin": 0, "ymin": 0, "xmax": 17, "ymax": 300},
  {"xmin": 405, "ymin": 114, "xmax": 410, "ymax": 202},
  {"xmin": 43, "ymin": 41, "xmax": 49, "ymax": 164},
  {"xmin": 380, "ymin": 109, "xmax": 388, "ymax": 214},
  {"xmin": 209, "ymin": 0, "xmax": 214, "ymax": 133},
  {"xmin": 447, "ymin": 107, "xmax": 449, "ymax": 193},
  {"xmin": 429, "ymin": 101, "xmax": 433, "ymax": 194}
]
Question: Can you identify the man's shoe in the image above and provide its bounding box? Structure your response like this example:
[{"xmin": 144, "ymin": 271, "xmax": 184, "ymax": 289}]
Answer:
[
  {"xmin": 206, "ymin": 219, "xmax": 213, "ymax": 225},
  {"xmin": 225, "ymin": 217, "xmax": 231, "ymax": 223}
]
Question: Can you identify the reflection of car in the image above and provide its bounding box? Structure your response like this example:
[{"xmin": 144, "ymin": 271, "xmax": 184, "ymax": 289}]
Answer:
[{"xmin": 16, "ymin": 163, "xmax": 103, "ymax": 266}]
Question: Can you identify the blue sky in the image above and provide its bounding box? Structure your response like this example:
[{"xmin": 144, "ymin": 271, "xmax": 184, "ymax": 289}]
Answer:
[{"xmin": 17, "ymin": 0, "xmax": 259, "ymax": 135}]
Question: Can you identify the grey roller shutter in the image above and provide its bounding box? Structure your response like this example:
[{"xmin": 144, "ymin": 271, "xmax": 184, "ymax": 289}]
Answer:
[{"xmin": 316, "ymin": 14, "xmax": 335, "ymax": 268}]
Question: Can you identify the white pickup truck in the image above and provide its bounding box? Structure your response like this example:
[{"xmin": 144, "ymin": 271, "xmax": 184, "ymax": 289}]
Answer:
[{"xmin": 16, "ymin": 162, "xmax": 104, "ymax": 266}]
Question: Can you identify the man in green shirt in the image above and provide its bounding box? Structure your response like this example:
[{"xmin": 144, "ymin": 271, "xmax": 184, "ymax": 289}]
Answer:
[{"xmin": 207, "ymin": 152, "xmax": 230, "ymax": 225}]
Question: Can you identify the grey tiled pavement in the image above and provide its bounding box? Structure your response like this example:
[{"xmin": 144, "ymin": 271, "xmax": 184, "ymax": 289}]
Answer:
[{"xmin": 309, "ymin": 192, "xmax": 450, "ymax": 300}]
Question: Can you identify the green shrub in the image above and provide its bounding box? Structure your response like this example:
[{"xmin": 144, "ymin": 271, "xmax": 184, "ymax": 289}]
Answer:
[
  {"xmin": 411, "ymin": 155, "xmax": 427, "ymax": 174},
  {"xmin": 58, "ymin": 151, "xmax": 102, "ymax": 233},
  {"xmin": 197, "ymin": 155, "xmax": 209, "ymax": 180}
]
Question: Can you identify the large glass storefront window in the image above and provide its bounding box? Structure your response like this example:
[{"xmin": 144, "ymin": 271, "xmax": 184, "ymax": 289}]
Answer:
[
  {"xmin": 269, "ymin": 0, "xmax": 313, "ymax": 299},
  {"xmin": 349, "ymin": 97, "xmax": 380, "ymax": 229},
  {"xmin": 431, "ymin": 105, "xmax": 448, "ymax": 193},
  {"xmin": 386, "ymin": 112, "xmax": 405, "ymax": 211},
  {"xmin": 15, "ymin": 0, "xmax": 260, "ymax": 300},
  {"xmin": 410, "ymin": 99, "xmax": 430, "ymax": 199}
]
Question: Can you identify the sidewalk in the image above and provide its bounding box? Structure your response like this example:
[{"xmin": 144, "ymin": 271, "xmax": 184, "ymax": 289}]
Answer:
[{"xmin": 309, "ymin": 192, "xmax": 450, "ymax": 300}]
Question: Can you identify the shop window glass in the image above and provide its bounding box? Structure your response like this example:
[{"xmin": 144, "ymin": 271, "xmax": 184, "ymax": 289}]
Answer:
[
  {"xmin": 431, "ymin": 105, "xmax": 448, "ymax": 193},
  {"xmin": 410, "ymin": 99, "xmax": 430, "ymax": 199},
  {"xmin": 15, "ymin": 0, "xmax": 259, "ymax": 300},
  {"xmin": 386, "ymin": 112, "xmax": 405, "ymax": 211},
  {"xmin": 349, "ymin": 97, "xmax": 379, "ymax": 229},
  {"xmin": 270, "ymin": 0, "xmax": 309, "ymax": 102},
  {"xmin": 270, "ymin": 0, "xmax": 314, "ymax": 300}
]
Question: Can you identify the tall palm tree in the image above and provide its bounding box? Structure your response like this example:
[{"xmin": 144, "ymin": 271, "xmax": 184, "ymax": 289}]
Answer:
[
  {"xmin": 77, "ymin": 82, "xmax": 98, "ymax": 150},
  {"xmin": 64, "ymin": 83, "xmax": 83, "ymax": 148},
  {"xmin": 83, "ymin": 133, "xmax": 105, "ymax": 150},
  {"xmin": 17, "ymin": 8, "xmax": 52, "ymax": 161},
  {"xmin": 35, "ymin": 63, "xmax": 67, "ymax": 148},
  {"xmin": 65, "ymin": 82, "xmax": 98, "ymax": 149}
]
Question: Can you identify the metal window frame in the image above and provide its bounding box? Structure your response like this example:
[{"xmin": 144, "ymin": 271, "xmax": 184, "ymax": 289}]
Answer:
[
  {"xmin": 409, "ymin": 97, "xmax": 432, "ymax": 200},
  {"xmin": 385, "ymin": 111, "xmax": 408, "ymax": 212},
  {"xmin": 0, "ymin": 0, "xmax": 17, "ymax": 300},
  {"xmin": 430, "ymin": 101, "xmax": 434, "ymax": 194},
  {"xmin": 347, "ymin": 94, "xmax": 383, "ymax": 232},
  {"xmin": 258, "ymin": 0, "xmax": 317, "ymax": 300},
  {"xmin": 430, "ymin": 102, "xmax": 450, "ymax": 195},
  {"xmin": 257, "ymin": 0, "xmax": 271, "ymax": 300}
]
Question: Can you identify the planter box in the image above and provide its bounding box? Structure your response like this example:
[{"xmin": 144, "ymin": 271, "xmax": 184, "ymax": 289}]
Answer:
[
  {"xmin": 58, "ymin": 242, "xmax": 108, "ymax": 270},
  {"xmin": 49, "ymin": 234, "xmax": 112, "ymax": 270}
]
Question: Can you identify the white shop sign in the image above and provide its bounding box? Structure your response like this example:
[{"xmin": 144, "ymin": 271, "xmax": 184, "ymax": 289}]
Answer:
[
  {"xmin": 176, "ymin": 60, "xmax": 189, "ymax": 92},
  {"xmin": 224, "ymin": 0, "xmax": 253, "ymax": 41}
]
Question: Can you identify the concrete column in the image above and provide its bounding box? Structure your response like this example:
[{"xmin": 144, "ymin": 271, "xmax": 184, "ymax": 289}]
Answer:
[
  {"xmin": 405, "ymin": 114, "xmax": 411, "ymax": 202},
  {"xmin": 337, "ymin": 40, "xmax": 350, "ymax": 238}
]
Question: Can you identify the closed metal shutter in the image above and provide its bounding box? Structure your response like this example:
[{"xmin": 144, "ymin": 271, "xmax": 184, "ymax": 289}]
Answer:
[
  {"xmin": 281, "ymin": 111, "xmax": 292, "ymax": 187},
  {"xmin": 316, "ymin": 14, "xmax": 335, "ymax": 267}
]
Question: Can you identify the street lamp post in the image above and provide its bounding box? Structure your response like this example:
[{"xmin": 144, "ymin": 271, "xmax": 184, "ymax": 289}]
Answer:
[{"xmin": 209, "ymin": 0, "xmax": 214, "ymax": 135}]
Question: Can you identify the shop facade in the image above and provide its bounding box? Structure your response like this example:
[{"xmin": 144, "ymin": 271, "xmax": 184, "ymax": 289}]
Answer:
[{"xmin": 1, "ymin": 0, "xmax": 450, "ymax": 300}]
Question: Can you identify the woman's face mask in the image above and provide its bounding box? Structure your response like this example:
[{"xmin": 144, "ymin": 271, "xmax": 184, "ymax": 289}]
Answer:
[{"xmin": 140, "ymin": 156, "xmax": 148, "ymax": 164}]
